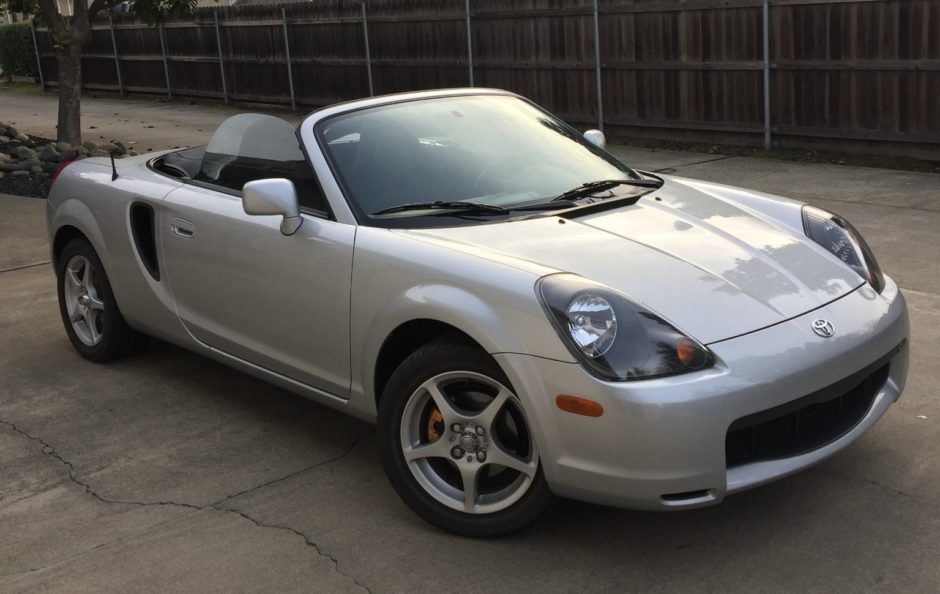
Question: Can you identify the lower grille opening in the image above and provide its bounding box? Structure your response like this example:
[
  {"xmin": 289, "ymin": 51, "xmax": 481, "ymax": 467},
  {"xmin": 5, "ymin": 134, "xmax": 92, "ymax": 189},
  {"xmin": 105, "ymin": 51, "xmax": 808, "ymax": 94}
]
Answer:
[{"xmin": 726, "ymin": 359, "xmax": 893, "ymax": 469}]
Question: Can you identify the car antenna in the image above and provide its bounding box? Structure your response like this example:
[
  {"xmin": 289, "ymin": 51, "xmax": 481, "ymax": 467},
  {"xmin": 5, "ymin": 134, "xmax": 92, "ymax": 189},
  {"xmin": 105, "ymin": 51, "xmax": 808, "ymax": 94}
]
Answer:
[{"xmin": 110, "ymin": 152, "xmax": 119, "ymax": 181}]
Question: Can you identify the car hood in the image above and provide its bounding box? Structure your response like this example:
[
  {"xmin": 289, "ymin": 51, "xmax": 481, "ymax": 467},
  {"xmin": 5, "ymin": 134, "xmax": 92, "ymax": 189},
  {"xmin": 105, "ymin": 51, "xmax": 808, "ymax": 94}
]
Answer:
[{"xmin": 398, "ymin": 176, "xmax": 862, "ymax": 344}]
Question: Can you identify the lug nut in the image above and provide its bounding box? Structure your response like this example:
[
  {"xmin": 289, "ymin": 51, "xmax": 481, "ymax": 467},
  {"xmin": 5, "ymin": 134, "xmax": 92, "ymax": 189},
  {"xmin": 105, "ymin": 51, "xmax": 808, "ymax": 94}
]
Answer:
[
  {"xmin": 475, "ymin": 426, "xmax": 485, "ymax": 436},
  {"xmin": 451, "ymin": 446, "xmax": 464, "ymax": 459},
  {"xmin": 476, "ymin": 450, "xmax": 487, "ymax": 462},
  {"xmin": 451, "ymin": 423, "xmax": 464, "ymax": 433}
]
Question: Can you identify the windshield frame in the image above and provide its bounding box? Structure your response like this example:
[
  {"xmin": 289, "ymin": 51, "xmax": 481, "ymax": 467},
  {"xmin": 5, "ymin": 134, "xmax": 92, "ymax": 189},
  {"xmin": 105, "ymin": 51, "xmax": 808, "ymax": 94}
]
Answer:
[{"xmin": 311, "ymin": 92, "xmax": 640, "ymax": 229}]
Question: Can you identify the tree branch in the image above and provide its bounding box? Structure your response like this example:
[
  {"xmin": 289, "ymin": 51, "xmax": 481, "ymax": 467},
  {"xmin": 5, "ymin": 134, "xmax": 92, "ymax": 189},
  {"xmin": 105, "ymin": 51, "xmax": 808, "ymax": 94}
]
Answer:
[
  {"xmin": 87, "ymin": 0, "xmax": 126, "ymax": 17},
  {"xmin": 35, "ymin": 0, "xmax": 66, "ymax": 34}
]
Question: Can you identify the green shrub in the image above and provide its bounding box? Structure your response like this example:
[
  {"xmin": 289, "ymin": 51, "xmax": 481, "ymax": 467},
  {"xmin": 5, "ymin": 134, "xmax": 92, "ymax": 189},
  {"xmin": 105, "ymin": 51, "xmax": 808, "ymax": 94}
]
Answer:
[{"xmin": 0, "ymin": 22, "xmax": 39, "ymax": 79}]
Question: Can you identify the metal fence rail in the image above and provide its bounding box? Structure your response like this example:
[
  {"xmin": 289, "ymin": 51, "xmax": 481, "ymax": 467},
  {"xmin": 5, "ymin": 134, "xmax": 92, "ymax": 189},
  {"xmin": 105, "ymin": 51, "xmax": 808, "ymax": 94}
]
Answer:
[{"xmin": 31, "ymin": 0, "xmax": 940, "ymax": 156}]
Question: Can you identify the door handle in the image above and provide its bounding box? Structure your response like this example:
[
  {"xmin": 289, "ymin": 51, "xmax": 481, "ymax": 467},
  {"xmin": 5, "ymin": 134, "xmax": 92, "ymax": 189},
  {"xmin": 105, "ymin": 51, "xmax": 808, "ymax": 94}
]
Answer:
[{"xmin": 171, "ymin": 218, "xmax": 195, "ymax": 238}]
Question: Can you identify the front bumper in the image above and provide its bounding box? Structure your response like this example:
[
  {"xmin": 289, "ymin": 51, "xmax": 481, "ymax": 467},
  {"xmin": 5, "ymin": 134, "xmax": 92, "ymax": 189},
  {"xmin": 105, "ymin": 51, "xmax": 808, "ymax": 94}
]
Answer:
[{"xmin": 496, "ymin": 278, "xmax": 909, "ymax": 510}]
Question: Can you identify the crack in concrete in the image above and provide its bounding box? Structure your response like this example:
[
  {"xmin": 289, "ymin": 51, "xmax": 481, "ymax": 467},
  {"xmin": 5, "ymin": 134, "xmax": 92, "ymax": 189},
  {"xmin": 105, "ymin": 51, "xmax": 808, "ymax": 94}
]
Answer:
[
  {"xmin": 0, "ymin": 417, "xmax": 376, "ymax": 592},
  {"xmin": 860, "ymin": 477, "xmax": 938, "ymax": 506},
  {"xmin": 213, "ymin": 432, "xmax": 371, "ymax": 507},
  {"xmin": 0, "ymin": 260, "xmax": 51, "ymax": 274},
  {"xmin": 816, "ymin": 467, "xmax": 938, "ymax": 507},
  {"xmin": 215, "ymin": 505, "xmax": 374, "ymax": 594},
  {"xmin": 651, "ymin": 155, "xmax": 733, "ymax": 173},
  {"xmin": 0, "ymin": 417, "xmax": 199, "ymax": 511}
]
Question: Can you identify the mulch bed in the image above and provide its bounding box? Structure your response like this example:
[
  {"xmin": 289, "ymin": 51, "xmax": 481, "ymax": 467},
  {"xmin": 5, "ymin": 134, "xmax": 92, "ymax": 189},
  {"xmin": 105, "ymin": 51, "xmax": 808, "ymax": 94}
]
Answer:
[{"xmin": 0, "ymin": 173, "xmax": 52, "ymax": 198}]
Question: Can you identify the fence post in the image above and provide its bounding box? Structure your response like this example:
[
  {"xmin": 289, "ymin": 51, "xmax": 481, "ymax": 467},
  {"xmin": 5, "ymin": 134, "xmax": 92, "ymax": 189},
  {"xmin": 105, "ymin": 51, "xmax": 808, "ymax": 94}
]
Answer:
[
  {"xmin": 158, "ymin": 24, "xmax": 172, "ymax": 99},
  {"xmin": 592, "ymin": 0, "xmax": 603, "ymax": 131},
  {"xmin": 108, "ymin": 13, "xmax": 124, "ymax": 97},
  {"xmin": 465, "ymin": 0, "xmax": 473, "ymax": 86},
  {"xmin": 281, "ymin": 8, "xmax": 297, "ymax": 112},
  {"xmin": 30, "ymin": 18, "xmax": 45, "ymax": 90},
  {"xmin": 214, "ymin": 12, "xmax": 228, "ymax": 104},
  {"xmin": 361, "ymin": 2, "xmax": 374, "ymax": 96},
  {"xmin": 762, "ymin": 0, "xmax": 771, "ymax": 149}
]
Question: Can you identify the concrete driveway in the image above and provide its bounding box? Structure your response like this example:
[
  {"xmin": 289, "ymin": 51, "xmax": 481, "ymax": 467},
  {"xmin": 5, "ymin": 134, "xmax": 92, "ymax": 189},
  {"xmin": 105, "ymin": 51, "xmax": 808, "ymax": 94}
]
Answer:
[{"xmin": 1, "ymin": 102, "xmax": 939, "ymax": 591}]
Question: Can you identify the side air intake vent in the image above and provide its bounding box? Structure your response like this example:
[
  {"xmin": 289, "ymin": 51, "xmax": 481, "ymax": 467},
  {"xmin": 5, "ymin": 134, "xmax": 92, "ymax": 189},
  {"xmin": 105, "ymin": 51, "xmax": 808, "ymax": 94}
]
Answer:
[{"xmin": 130, "ymin": 203, "xmax": 160, "ymax": 281}]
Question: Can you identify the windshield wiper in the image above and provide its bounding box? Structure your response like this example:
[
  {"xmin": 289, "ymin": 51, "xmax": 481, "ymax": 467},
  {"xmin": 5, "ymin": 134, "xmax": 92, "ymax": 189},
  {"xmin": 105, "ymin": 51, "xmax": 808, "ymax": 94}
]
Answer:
[
  {"xmin": 372, "ymin": 201, "xmax": 509, "ymax": 216},
  {"xmin": 550, "ymin": 178, "xmax": 663, "ymax": 203}
]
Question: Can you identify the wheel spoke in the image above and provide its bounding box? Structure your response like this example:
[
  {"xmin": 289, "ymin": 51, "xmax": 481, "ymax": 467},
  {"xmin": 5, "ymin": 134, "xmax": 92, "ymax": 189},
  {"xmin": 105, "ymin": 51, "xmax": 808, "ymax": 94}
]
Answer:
[
  {"xmin": 68, "ymin": 303, "xmax": 83, "ymax": 323},
  {"xmin": 486, "ymin": 442, "xmax": 537, "ymax": 478},
  {"xmin": 402, "ymin": 438, "xmax": 451, "ymax": 462},
  {"xmin": 84, "ymin": 309, "xmax": 101, "ymax": 343},
  {"xmin": 470, "ymin": 387, "xmax": 512, "ymax": 432},
  {"xmin": 83, "ymin": 264, "xmax": 95, "ymax": 292},
  {"xmin": 459, "ymin": 463, "xmax": 480, "ymax": 512},
  {"xmin": 67, "ymin": 268, "xmax": 83, "ymax": 289},
  {"xmin": 86, "ymin": 295, "xmax": 105, "ymax": 311},
  {"xmin": 422, "ymin": 379, "xmax": 462, "ymax": 424}
]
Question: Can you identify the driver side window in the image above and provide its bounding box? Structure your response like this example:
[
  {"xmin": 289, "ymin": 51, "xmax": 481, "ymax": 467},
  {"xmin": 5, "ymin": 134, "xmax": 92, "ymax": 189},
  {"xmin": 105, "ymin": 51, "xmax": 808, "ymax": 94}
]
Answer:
[{"xmin": 195, "ymin": 114, "xmax": 329, "ymax": 215}]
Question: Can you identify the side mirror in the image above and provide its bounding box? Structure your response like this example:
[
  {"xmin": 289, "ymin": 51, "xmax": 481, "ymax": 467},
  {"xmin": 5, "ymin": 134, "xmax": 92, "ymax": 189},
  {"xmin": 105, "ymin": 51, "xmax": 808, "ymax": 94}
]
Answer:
[
  {"xmin": 583, "ymin": 129, "xmax": 606, "ymax": 149},
  {"xmin": 243, "ymin": 178, "xmax": 302, "ymax": 236}
]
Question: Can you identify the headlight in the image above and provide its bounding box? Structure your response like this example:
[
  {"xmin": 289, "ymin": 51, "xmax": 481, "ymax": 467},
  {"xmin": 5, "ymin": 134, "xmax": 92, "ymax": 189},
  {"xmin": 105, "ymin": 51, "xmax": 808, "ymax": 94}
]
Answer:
[
  {"xmin": 537, "ymin": 274, "xmax": 713, "ymax": 381},
  {"xmin": 801, "ymin": 205, "xmax": 885, "ymax": 293}
]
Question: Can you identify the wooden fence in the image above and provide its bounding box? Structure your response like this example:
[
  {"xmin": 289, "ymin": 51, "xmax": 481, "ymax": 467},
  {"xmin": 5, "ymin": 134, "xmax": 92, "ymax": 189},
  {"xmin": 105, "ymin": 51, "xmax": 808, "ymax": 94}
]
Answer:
[{"xmin": 31, "ymin": 0, "xmax": 940, "ymax": 157}]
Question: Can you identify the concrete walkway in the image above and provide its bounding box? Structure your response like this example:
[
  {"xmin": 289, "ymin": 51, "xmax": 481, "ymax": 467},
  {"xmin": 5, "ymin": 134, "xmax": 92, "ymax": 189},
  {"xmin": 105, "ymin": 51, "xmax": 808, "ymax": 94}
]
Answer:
[{"xmin": 1, "ymin": 91, "xmax": 939, "ymax": 592}]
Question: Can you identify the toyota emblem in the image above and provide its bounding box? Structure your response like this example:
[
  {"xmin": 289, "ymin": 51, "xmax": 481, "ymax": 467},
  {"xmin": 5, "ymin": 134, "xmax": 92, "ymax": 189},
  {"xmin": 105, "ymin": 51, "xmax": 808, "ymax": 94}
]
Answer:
[{"xmin": 811, "ymin": 319, "xmax": 834, "ymax": 338}]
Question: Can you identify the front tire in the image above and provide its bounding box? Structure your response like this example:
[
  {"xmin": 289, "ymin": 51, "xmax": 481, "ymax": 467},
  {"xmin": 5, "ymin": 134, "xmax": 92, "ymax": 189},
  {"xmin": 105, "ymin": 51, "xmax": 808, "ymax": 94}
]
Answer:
[
  {"xmin": 56, "ymin": 237, "xmax": 143, "ymax": 362},
  {"xmin": 377, "ymin": 336, "xmax": 552, "ymax": 537}
]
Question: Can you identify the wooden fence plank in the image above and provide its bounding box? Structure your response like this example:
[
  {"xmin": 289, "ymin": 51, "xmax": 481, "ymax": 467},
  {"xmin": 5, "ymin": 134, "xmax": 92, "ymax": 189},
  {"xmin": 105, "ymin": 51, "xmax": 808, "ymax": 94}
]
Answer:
[{"xmin": 32, "ymin": 0, "xmax": 938, "ymax": 155}]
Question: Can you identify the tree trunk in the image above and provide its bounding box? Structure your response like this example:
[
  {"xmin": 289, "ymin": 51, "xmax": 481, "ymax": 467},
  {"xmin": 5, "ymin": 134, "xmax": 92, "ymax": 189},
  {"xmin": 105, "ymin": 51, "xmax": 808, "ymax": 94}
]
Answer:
[{"xmin": 55, "ymin": 42, "xmax": 83, "ymax": 146}]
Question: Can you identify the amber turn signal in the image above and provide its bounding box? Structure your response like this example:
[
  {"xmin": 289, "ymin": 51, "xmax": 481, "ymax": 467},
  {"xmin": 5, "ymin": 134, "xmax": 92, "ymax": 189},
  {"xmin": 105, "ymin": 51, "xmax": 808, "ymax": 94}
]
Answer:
[
  {"xmin": 556, "ymin": 394, "xmax": 604, "ymax": 417},
  {"xmin": 676, "ymin": 337, "xmax": 708, "ymax": 369}
]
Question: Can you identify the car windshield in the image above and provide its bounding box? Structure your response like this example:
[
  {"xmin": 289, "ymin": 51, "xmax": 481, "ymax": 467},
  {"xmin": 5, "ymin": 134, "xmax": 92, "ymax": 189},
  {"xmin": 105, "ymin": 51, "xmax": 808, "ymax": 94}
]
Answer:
[{"xmin": 316, "ymin": 95, "xmax": 639, "ymax": 223}]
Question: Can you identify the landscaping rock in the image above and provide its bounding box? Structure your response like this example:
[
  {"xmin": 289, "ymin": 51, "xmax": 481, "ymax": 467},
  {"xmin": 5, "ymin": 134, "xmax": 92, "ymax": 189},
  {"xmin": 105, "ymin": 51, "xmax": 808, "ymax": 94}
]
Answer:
[
  {"xmin": 0, "ymin": 136, "xmax": 10, "ymax": 143},
  {"xmin": 128, "ymin": 150, "xmax": 139, "ymax": 156},
  {"xmin": 14, "ymin": 133, "xmax": 30, "ymax": 143},
  {"xmin": 11, "ymin": 170, "xmax": 30, "ymax": 177},
  {"xmin": 112, "ymin": 141, "xmax": 127, "ymax": 155},
  {"xmin": 90, "ymin": 149, "xmax": 110, "ymax": 158},
  {"xmin": 0, "ymin": 153, "xmax": 11, "ymax": 164},
  {"xmin": 30, "ymin": 165, "xmax": 43, "ymax": 174},
  {"xmin": 17, "ymin": 158, "xmax": 41, "ymax": 171},
  {"xmin": 82, "ymin": 141, "xmax": 98, "ymax": 151},
  {"xmin": 61, "ymin": 148, "xmax": 78, "ymax": 161},
  {"xmin": 12, "ymin": 146, "xmax": 38, "ymax": 160},
  {"xmin": 38, "ymin": 145, "xmax": 61, "ymax": 162},
  {"xmin": 99, "ymin": 142, "xmax": 120, "ymax": 155},
  {"xmin": 55, "ymin": 141, "xmax": 72, "ymax": 153},
  {"xmin": 6, "ymin": 125, "xmax": 19, "ymax": 137},
  {"xmin": 76, "ymin": 146, "xmax": 91, "ymax": 158}
]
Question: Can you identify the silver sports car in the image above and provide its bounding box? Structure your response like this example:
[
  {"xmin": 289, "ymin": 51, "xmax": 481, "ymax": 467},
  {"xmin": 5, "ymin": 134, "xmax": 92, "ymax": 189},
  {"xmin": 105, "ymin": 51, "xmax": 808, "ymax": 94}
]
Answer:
[{"xmin": 47, "ymin": 88, "xmax": 909, "ymax": 536}]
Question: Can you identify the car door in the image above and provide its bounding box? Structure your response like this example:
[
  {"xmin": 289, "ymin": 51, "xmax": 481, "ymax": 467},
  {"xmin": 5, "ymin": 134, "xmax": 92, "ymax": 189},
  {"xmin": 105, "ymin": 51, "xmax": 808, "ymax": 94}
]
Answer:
[{"xmin": 161, "ymin": 183, "xmax": 354, "ymax": 398}]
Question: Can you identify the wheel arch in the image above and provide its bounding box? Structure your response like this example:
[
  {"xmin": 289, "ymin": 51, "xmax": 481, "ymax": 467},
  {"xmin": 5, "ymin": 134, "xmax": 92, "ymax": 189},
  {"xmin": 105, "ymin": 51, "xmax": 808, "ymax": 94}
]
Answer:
[
  {"xmin": 52, "ymin": 225, "xmax": 89, "ymax": 265},
  {"xmin": 373, "ymin": 319, "xmax": 491, "ymax": 407},
  {"xmin": 49, "ymin": 198, "xmax": 111, "ymax": 275}
]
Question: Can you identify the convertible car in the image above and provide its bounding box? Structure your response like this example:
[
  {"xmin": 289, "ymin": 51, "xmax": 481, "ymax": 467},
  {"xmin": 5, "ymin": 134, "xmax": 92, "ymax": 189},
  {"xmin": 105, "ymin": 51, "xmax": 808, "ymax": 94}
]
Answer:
[{"xmin": 47, "ymin": 88, "xmax": 909, "ymax": 536}]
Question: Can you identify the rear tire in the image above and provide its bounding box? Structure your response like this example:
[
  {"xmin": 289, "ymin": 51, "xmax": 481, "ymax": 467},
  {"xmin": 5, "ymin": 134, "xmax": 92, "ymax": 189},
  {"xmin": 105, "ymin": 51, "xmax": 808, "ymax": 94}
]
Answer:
[
  {"xmin": 377, "ymin": 336, "xmax": 552, "ymax": 537},
  {"xmin": 56, "ymin": 237, "xmax": 144, "ymax": 362}
]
